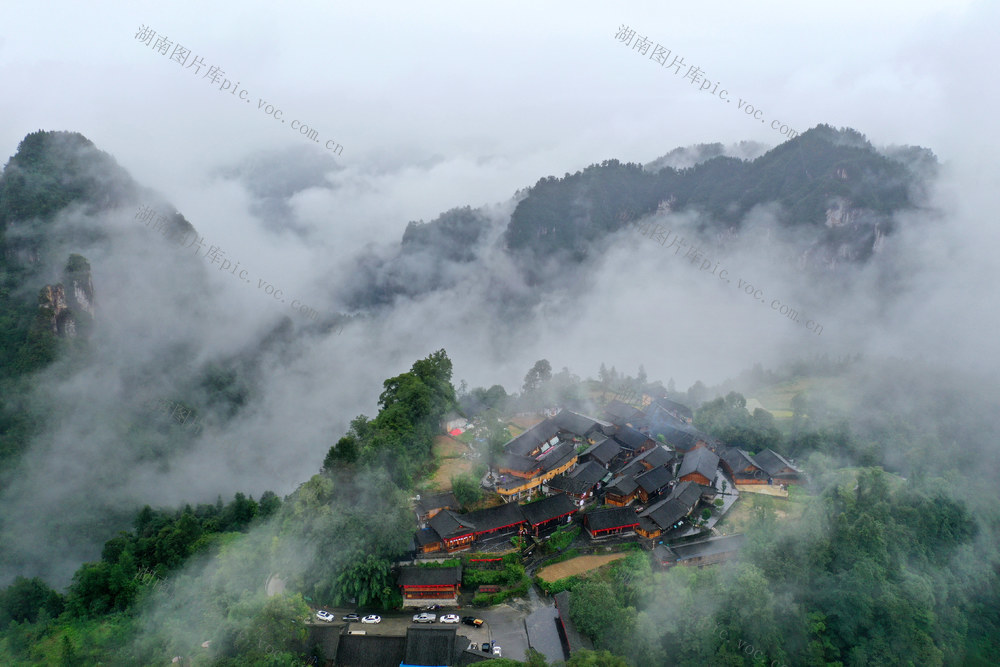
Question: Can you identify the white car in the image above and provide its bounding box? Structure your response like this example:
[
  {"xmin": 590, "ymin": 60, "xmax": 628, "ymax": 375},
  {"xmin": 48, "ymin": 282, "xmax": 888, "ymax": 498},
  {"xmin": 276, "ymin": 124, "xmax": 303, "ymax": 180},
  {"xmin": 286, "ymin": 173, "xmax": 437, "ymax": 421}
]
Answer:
[
  {"xmin": 493, "ymin": 646, "xmax": 502, "ymax": 657},
  {"xmin": 412, "ymin": 612, "xmax": 436, "ymax": 623},
  {"xmin": 361, "ymin": 615, "xmax": 381, "ymax": 624},
  {"xmin": 315, "ymin": 610, "xmax": 334, "ymax": 622},
  {"xmin": 440, "ymin": 614, "xmax": 460, "ymax": 624}
]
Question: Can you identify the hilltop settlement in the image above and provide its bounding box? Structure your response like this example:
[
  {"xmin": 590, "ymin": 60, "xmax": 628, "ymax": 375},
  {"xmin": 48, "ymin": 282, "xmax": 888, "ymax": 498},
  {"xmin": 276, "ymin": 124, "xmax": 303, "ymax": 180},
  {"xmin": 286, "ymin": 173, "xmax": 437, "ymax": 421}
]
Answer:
[
  {"xmin": 324, "ymin": 391, "xmax": 807, "ymax": 665},
  {"xmin": 413, "ymin": 395, "xmax": 802, "ymax": 566}
]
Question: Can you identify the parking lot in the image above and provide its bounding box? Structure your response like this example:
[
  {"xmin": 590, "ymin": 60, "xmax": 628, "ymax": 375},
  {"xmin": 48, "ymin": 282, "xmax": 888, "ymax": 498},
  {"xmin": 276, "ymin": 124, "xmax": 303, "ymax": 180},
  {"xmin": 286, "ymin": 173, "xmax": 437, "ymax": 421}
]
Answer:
[{"xmin": 308, "ymin": 605, "xmax": 530, "ymax": 661}]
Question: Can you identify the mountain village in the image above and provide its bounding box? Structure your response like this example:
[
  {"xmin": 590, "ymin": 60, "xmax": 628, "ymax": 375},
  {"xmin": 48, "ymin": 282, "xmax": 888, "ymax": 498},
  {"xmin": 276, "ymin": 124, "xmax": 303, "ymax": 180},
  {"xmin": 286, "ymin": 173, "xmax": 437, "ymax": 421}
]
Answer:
[{"xmin": 311, "ymin": 389, "xmax": 805, "ymax": 666}]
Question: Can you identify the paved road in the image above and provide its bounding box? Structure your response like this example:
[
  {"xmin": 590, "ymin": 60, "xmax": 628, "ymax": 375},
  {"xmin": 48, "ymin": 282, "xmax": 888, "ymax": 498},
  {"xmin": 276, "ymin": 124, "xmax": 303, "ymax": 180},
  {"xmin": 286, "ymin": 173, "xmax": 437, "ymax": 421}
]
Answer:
[
  {"xmin": 308, "ymin": 594, "xmax": 564, "ymax": 663},
  {"xmin": 477, "ymin": 606, "xmax": 529, "ymax": 661}
]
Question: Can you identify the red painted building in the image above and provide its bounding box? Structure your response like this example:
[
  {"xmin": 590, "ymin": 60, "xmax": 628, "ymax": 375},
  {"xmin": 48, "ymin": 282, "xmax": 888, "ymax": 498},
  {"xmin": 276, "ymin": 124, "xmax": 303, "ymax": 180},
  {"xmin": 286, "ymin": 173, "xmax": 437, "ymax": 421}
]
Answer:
[
  {"xmin": 397, "ymin": 566, "xmax": 462, "ymax": 607},
  {"xmin": 583, "ymin": 507, "xmax": 640, "ymax": 539}
]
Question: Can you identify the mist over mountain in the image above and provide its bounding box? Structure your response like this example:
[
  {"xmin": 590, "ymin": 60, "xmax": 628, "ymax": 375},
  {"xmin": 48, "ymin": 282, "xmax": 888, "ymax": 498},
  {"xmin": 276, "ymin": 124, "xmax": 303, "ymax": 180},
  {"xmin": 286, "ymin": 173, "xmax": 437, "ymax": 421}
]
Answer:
[
  {"xmin": 337, "ymin": 125, "xmax": 935, "ymax": 314},
  {"xmin": 2, "ymin": 2, "xmax": 998, "ymax": 663},
  {"xmin": 0, "ymin": 123, "xmax": 950, "ymax": 589},
  {"xmin": 1, "ymin": 112, "xmax": 1000, "ymax": 665}
]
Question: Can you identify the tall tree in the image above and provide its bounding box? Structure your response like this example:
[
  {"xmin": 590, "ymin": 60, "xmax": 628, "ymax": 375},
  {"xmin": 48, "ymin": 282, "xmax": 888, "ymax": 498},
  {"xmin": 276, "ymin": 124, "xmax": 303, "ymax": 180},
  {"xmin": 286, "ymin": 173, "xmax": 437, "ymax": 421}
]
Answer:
[{"xmin": 522, "ymin": 359, "xmax": 553, "ymax": 394}]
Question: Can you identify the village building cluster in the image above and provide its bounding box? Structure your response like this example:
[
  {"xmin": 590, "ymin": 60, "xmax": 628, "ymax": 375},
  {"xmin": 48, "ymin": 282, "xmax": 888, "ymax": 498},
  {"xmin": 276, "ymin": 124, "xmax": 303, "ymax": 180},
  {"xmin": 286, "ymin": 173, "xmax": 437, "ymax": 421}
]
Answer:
[{"xmin": 413, "ymin": 395, "xmax": 804, "ymax": 557}]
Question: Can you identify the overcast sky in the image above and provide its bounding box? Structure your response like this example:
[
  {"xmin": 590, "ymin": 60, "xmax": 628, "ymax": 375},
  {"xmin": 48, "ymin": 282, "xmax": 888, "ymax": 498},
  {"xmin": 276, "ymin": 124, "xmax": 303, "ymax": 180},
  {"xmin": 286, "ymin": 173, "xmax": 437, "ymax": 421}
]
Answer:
[
  {"xmin": 4, "ymin": 0, "xmax": 994, "ymax": 216},
  {"xmin": 3, "ymin": 0, "xmax": 997, "ymax": 388}
]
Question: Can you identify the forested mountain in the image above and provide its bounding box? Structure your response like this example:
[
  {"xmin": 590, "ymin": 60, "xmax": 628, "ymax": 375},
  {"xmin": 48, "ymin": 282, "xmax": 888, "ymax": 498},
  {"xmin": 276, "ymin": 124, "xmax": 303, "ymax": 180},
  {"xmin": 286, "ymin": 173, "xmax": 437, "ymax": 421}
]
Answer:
[
  {"xmin": 4, "ymin": 125, "xmax": 995, "ymax": 666},
  {"xmin": 342, "ymin": 125, "xmax": 936, "ymax": 308},
  {"xmin": 0, "ymin": 350, "xmax": 456, "ymax": 664},
  {"xmin": 0, "ymin": 125, "xmax": 939, "ymax": 574},
  {"xmin": 2, "ymin": 350, "xmax": 999, "ymax": 664},
  {"xmin": 0, "ymin": 126, "xmax": 936, "ymax": 346},
  {"xmin": 504, "ymin": 124, "xmax": 931, "ymax": 259}
]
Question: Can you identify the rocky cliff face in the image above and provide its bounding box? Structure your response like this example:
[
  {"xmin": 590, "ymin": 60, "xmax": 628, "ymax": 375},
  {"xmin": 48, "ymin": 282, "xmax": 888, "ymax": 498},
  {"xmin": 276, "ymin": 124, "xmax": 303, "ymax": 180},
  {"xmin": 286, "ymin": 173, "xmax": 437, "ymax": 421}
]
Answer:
[{"xmin": 39, "ymin": 253, "xmax": 95, "ymax": 338}]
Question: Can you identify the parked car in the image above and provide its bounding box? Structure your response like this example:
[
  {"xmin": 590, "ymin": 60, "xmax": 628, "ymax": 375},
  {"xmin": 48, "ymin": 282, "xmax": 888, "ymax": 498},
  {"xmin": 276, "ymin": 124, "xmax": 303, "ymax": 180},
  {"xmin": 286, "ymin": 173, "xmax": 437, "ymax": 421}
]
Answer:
[
  {"xmin": 481, "ymin": 642, "xmax": 491, "ymax": 652},
  {"xmin": 361, "ymin": 615, "xmax": 381, "ymax": 624},
  {"xmin": 412, "ymin": 613, "xmax": 436, "ymax": 623},
  {"xmin": 493, "ymin": 646, "xmax": 502, "ymax": 657},
  {"xmin": 423, "ymin": 604, "xmax": 442, "ymax": 611},
  {"xmin": 462, "ymin": 616, "xmax": 484, "ymax": 627},
  {"xmin": 315, "ymin": 610, "xmax": 334, "ymax": 622},
  {"xmin": 342, "ymin": 613, "xmax": 360, "ymax": 622},
  {"xmin": 440, "ymin": 614, "xmax": 460, "ymax": 624}
]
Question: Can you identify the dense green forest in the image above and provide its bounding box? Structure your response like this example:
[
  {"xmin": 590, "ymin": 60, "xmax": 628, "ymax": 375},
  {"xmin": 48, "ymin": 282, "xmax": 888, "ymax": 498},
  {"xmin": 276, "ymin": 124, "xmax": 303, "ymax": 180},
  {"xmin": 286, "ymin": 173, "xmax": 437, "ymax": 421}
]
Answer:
[
  {"xmin": 0, "ymin": 128, "xmax": 992, "ymax": 665},
  {"xmin": 1, "ymin": 353, "xmax": 999, "ymax": 665},
  {"xmin": 0, "ymin": 132, "xmax": 131, "ymax": 473},
  {"xmin": 0, "ymin": 349, "xmax": 455, "ymax": 664},
  {"xmin": 535, "ymin": 468, "xmax": 983, "ymax": 667},
  {"xmin": 502, "ymin": 125, "xmax": 926, "ymax": 263},
  {"xmin": 345, "ymin": 125, "xmax": 933, "ymax": 310},
  {"xmin": 532, "ymin": 361, "xmax": 999, "ymax": 666}
]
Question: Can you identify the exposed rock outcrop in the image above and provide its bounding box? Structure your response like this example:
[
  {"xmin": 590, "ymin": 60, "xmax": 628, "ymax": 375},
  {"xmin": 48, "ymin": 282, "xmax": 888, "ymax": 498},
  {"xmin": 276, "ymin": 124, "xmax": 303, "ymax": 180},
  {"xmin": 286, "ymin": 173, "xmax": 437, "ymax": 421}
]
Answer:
[{"xmin": 39, "ymin": 253, "xmax": 95, "ymax": 338}]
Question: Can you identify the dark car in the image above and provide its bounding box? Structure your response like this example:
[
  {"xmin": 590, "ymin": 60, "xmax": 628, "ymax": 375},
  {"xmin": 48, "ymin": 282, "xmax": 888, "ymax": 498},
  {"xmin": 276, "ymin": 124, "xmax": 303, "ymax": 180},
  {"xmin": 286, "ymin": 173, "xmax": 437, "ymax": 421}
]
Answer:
[
  {"xmin": 481, "ymin": 642, "xmax": 491, "ymax": 652},
  {"xmin": 342, "ymin": 613, "xmax": 360, "ymax": 622},
  {"xmin": 462, "ymin": 616, "xmax": 484, "ymax": 627},
  {"xmin": 423, "ymin": 604, "xmax": 442, "ymax": 611}
]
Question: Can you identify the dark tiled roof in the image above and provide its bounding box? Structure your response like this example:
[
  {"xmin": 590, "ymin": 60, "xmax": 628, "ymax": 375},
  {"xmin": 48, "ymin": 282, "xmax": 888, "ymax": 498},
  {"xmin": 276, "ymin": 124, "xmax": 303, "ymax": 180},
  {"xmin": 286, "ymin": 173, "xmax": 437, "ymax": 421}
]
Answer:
[
  {"xmin": 648, "ymin": 421, "xmax": 708, "ymax": 452},
  {"xmin": 580, "ymin": 438, "xmax": 622, "ymax": 466},
  {"xmin": 670, "ymin": 534, "xmax": 746, "ymax": 561},
  {"xmin": 538, "ymin": 442, "xmax": 578, "ymax": 473},
  {"xmin": 636, "ymin": 402, "xmax": 679, "ymax": 425},
  {"xmin": 719, "ymin": 447, "xmax": 759, "ymax": 475},
  {"xmin": 465, "ymin": 501, "xmax": 526, "ymax": 534},
  {"xmin": 547, "ymin": 474, "xmax": 595, "ymax": 497},
  {"xmin": 417, "ymin": 492, "xmax": 459, "ymax": 516},
  {"xmin": 634, "ymin": 444, "xmax": 675, "ymax": 469},
  {"xmin": 550, "ymin": 409, "xmax": 609, "ymax": 437},
  {"xmin": 637, "ymin": 516, "xmax": 661, "ymax": 534},
  {"xmin": 500, "ymin": 452, "xmax": 540, "ymax": 474},
  {"xmin": 584, "ymin": 507, "xmax": 639, "ymax": 532},
  {"xmin": 404, "ymin": 627, "xmax": 456, "ymax": 666},
  {"xmin": 337, "ymin": 634, "xmax": 406, "ymax": 667},
  {"xmin": 398, "ymin": 566, "xmax": 462, "ymax": 587},
  {"xmin": 653, "ymin": 397, "xmax": 693, "ymax": 420},
  {"xmin": 668, "ymin": 480, "xmax": 704, "ymax": 511},
  {"xmin": 653, "ymin": 543, "xmax": 678, "ymax": 562},
  {"xmin": 604, "ymin": 475, "xmax": 639, "ymax": 497},
  {"xmin": 613, "ymin": 425, "xmax": 653, "ymax": 451},
  {"xmin": 614, "ymin": 458, "xmax": 647, "ymax": 479},
  {"xmin": 588, "ymin": 432, "xmax": 609, "ymax": 447},
  {"xmin": 504, "ymin": 418, "xmax": 561, "ymax": 457},
  {"xmin": 641, "ymin": 497, "xmax": 690, "ymax": 531},
  {"xmin": 520, "ymin": 493, "xmax": 578, "ymax": 526},
  {"xmin": 752, "ymin": 449, "xmax": 801, "ymax": 477},
  {"xmin": 603, "ymin": 400, "xmax": 643, "ymax": 425},
  {"xmin": 678, "ymin": 447, "xmax": 720, "ymax": 481},
  {"xmin": 570, "ymin": 461, "xmax": 608, "ymax": 486},
  {"xmin": 414, "ymin": 527, "xmax": 441, "ymax": 547},
  {"xmin": 429, "ymin": 510, "xmax": 476, "ymax": 539},
  {"xmin": 635, "ymin": 466, "xmax": 673, "ymax": 494}
]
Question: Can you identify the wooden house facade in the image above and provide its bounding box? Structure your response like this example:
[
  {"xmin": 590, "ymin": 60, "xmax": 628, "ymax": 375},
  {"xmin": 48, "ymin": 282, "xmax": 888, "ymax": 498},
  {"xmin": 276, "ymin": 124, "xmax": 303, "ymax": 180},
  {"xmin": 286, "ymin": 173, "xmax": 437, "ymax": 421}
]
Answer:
[
  {"xmin": 397, "ymin": 565, "xmax": 462, "ymax": 605},
  {"xmin": 584, "ymin": 507, "xmax": 640, "ymax": 539},
  {"xmin": 678, "ymin": 447, "xmax": 720, "ymax": 486}
]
